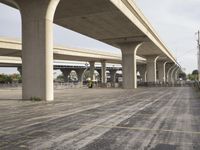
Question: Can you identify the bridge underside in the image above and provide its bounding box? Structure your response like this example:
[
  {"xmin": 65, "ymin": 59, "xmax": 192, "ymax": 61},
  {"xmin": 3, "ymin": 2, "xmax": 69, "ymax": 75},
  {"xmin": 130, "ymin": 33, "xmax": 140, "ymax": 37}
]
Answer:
[
  {"xmin": 54, "ymin": 0, "xmax": 164, "ymax": 57},
  {"xmin": 0, "ymin": 0, "xmax": 179, "ymax": 101}
]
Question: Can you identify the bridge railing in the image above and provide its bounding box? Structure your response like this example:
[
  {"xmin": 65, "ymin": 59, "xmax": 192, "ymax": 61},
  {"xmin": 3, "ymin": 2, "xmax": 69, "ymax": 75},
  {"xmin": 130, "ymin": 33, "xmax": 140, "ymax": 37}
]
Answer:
[
  {"xmin": 0, "ymin": 83, "xmax": 22, "ymax": 88},
  {"xmin": 138, "ymin": 81, "xmax": 187, "ymax": 87},
  {"xmin": 193, "ymin": 81, "xmax": 200, "ymax": 91}
]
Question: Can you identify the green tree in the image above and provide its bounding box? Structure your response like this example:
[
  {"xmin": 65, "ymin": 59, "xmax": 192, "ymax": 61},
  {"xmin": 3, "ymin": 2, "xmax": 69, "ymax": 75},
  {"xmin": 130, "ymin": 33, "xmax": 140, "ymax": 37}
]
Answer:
[
  {"xmin": 192, "ymin": 70, "xmax": 199, "ymax": 80},
  {"xmin": 56, "ymin": 74, "xmax": 64, "ymax": 82},
  {"xmin": 0, "ymin": 74, "xmax": 22, "ymax": 84}
]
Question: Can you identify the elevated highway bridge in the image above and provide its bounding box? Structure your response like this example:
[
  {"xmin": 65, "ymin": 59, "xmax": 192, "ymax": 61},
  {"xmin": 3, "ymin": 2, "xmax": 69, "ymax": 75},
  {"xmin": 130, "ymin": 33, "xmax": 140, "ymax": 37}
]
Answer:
[
  {"xmin": 0, "ymin": 0, "xmax": 182, "ymax": 101},
  {"xmin": 0, "ymin": 38, "xmax": 181, "ymax": 86}
]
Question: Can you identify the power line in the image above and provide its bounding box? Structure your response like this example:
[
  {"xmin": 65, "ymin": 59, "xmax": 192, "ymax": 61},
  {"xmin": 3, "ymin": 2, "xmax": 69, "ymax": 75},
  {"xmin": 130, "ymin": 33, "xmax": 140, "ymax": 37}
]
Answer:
[{"xmin": 176, "ymin": 49, "xmax": 196, "ymax": 59}]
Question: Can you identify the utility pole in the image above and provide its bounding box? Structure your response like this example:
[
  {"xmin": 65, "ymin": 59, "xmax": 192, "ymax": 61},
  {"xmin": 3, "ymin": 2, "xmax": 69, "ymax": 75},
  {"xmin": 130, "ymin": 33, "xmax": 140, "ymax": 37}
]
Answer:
[{"xmin": 197, "ymin": 30, "xmax": 200, "ymax": 81}]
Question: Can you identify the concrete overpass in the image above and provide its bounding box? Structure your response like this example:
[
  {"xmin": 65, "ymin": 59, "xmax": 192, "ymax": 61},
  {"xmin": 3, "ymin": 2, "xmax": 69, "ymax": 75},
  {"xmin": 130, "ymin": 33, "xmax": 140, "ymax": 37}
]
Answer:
[
  {"xmin": 0, "ymin": 56, "xmax": 124, "ymax": 83},
  {"xmin": 0, "ymin": 40, "xmax": 182, "ymax": 87},
  {"xmin": 0, "ymin": 38, "xmax": 147, "ymax": 64},
  {"xmin": 0, "ymin": 38, "xmax": 148, "ymax": 83},
  {"xmin": 0, "ymin": 0, "xmax": 182, "ymax": 101}
]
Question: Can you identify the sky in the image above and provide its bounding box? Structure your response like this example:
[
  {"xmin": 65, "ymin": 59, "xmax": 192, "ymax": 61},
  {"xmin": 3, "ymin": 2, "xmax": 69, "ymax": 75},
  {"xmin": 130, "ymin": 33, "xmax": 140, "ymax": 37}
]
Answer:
[{"xmin": 0, "ymin": 0, "xmax": 199, "ymax": 74}]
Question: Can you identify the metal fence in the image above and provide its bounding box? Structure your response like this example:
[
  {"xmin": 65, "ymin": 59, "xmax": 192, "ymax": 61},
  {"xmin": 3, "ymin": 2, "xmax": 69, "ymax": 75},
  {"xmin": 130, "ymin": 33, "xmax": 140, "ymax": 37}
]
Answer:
[
  {"xmin": 0, "ymin": 83, "xmax": 22, "ymax": 88},
  {"xmin": 0, "ymin": 81, "xmax": 198, "ymax": 90},
  {"xmin": 193, "ymin": 81, "xmax": 200, "ymax": 91},
  {"xmin": 138, "ymin": 81, "xmax": 187, "ymax": 87}
]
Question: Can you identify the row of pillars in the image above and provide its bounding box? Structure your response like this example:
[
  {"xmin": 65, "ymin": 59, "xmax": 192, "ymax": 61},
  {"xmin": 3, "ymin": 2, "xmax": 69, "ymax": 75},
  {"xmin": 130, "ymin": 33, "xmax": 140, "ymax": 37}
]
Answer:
[
  {"xmin": 60, "ymin": 60, "xmax": 113, "ymax": 85},
  {"xmin": 120, "ymin": 43, "xmax": 181, "ymax": 89},
  {"xmin": 17, "ymin": 59, "xmax": 117, "ymax": 85},
  {"xmin": 138, "ymin": 62, "xmax": 181, "ymax": 84},
  {"xmin": 8, "ymin": 0, "xmax": 181, "ymax": 101}
]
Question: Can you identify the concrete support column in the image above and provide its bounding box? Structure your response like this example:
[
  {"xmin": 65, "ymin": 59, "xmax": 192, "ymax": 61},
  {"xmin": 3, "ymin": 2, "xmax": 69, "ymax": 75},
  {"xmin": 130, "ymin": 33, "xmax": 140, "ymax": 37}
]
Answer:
[
  {"xmin": 96, "ymin": 69, "xmax": 101, "ymax": 82},
  {"xmin": 165, "ymin": 63, "xmax": 173, "ymax": 82},
  {"xmin": 60, "ymin": 68, "xmax": 71, "ymax": 82},
  {"xmin": 157, "ymin": 61, "xmax": 167, "ymax": 83},
  {"xmin": 119, "ymin": 42, "xmax": 143, "ymax": 89},
  {"xmin": 89, "ymin": 61, "xmax": 95, "ymax": 81},
  {"xmin": 167, "ymin": 64, "xmax": 176, "ymax": 83},
  {"xmin": 199, "ymin": 73, "xmax": 200, "ymax": 82},
  {"xmin": 75, "ymin": 68, "xmax": 85, "ymax": 83},
  {"xmin": 146, "ymin": 56, "xmax": 159, "ymax": 83},
  {"xmin": 175, "ymin": 68, "xmax": 180, "ymax": 80},
  {"xmin": 17, "ymin": 0, "xmax": 60, "ymax": 101},
  {"xmin": 171, "ymin": 67, "xmax": 178, "ymax": 83},
  {"xmin": 137, "ymin": 64, "xmax": 147, "ymax": 82},
  {"xmin": 101, "ymin": 60, "xmax": 107, "ymax": 84},
  {"xmin": 17, "ymin": 66, "xmax": 22, "ymax": 76},
  {"xmin": 109, "ymin": 70, "xmax": 117, "ymax": 87}
]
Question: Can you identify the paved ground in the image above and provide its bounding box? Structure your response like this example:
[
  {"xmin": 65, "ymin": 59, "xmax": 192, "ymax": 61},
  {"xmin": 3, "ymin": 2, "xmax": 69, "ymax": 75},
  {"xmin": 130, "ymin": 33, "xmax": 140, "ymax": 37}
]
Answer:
[{"xmin": 0, "ymin": 87, "xmax": 200, "ymax": 150}]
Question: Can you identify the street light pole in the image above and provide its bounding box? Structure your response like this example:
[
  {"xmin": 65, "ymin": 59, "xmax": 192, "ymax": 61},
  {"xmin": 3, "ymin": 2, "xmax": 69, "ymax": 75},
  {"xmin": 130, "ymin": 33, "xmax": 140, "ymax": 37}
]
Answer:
[{"xmin": 197, "ymin": 31, "xmax": 200, "ymax": 81}]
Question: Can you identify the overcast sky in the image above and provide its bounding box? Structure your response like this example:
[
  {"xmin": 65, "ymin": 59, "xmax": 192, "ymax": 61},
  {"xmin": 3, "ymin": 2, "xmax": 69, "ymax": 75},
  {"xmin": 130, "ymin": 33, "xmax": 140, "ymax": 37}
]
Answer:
[{"xmin": 0, "ymin": 0, "xmax": 199, "ymax": 74}]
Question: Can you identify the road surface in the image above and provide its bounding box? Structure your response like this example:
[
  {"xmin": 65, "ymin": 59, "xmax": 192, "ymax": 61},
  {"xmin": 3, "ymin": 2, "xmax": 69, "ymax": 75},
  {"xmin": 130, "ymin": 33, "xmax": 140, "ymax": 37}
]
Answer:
[{"xmin": 0, "ymin": 87, "xmax": 200, "ymax": 150}]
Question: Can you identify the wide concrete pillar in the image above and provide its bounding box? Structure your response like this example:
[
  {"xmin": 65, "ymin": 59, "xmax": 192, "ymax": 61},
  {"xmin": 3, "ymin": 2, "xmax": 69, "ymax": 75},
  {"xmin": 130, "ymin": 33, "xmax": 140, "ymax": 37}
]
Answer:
[
  {"xmin": 119, "ymin": 42, "xmax": 143, "ymax": 89},
  {"xmin": 137, "ymin": 64, "xmax": 147, "ymax": 82},
  {"xmin": 16, "ymin": 0, "xmax": 60, "ymax": 101},
  {"xmin": 146, "ymin": 56, "xmax": 159, "ymax": 83},
  {"xmin": 157, "ymin": 61, "xmax": 167, "ymax": 83},
  {"xmin": 89, "ymin": 61, "xmax": 95, "ymax": 81},
  {"xmin": 60, "ymin": 68, "xmax": 71, "ymax": 82},
  {"xmin": 101, "ymin": 60, "xmax": 107, "ymax": 84}
]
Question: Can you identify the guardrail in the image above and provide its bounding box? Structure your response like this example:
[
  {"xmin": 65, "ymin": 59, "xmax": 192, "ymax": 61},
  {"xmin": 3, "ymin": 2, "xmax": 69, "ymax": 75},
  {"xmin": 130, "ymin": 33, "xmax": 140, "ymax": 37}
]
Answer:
[
  {"xmin": 0, "ymin": 83, "xmax": 22, "ymax": 88},
  {"xmin": 138, "ymin": 81, "xmax": 187, "ymax": 87},
  {"xmin": 193, "ymin": 81, "xmax": 200, "ymax": 91}
]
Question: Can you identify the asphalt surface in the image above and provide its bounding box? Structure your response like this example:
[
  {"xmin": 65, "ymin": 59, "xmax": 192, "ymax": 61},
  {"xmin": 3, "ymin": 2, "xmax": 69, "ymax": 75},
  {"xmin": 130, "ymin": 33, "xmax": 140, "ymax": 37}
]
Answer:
[{"xmin": 0, "ymin": 87, "xmax": 200, "ymax": 150}]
